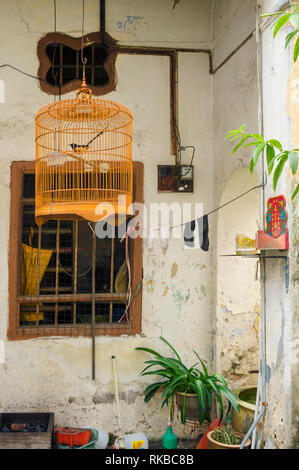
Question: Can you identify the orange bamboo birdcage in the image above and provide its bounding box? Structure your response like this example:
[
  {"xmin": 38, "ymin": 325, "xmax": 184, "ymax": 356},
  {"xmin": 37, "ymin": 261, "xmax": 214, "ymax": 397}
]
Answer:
[{"xmin": 35, "ymin": 69, "xmax": 133, "ymax": 226}]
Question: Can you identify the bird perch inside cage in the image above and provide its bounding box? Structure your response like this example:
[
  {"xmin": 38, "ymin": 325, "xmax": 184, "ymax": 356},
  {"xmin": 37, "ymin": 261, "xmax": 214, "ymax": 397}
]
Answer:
[{"xmin": 35, "ymin": 69, "xmax": 133, "ymax": 226}]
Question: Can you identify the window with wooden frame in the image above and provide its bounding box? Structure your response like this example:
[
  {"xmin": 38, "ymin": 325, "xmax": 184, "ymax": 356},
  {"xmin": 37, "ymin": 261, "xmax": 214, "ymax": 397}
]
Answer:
[
  {"xmin": 8, "ymin": 161, "xmax": 143, "ymax": 340},
  {"xmin": 37, "ymin": 32, "xmax": 117, "ymax": 96}
]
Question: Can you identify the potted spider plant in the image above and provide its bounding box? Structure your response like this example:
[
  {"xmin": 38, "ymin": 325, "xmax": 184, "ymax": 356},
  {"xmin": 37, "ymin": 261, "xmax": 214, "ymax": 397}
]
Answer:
[
  {"xmin": 207, "ymin": 423, "xmax": 251, "ymax": 450},
  {"xmin": 136, "ymin": 337, "xmax": 240, "ymax": 425}
]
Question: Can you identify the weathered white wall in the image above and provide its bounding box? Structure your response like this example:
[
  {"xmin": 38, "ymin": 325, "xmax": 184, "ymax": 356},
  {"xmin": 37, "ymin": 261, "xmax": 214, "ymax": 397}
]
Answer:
[
  {"xmin": 0, "ymin": 0, "xmax": 214, "ymax": 439},
  {"xmin": 213, "ymin": 0, "xmax": 256, "ymax": 69},
  {"xmin": 258, "ymin": 0, "xmax": 298, "ymax": 449},
  {"xmin": 213, "ymin": 0, "xmax": 260, "ymax": 390},
  {"xmin": 216, "ymin": 168, "xmax": 260, "ymax": 388}
]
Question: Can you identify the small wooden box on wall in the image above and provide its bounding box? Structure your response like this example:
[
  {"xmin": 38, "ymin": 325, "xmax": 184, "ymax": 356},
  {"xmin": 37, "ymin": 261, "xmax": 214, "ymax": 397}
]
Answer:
[{"xmin": 157, "ymin": 165, "xmax": 194, "ymax": 193}]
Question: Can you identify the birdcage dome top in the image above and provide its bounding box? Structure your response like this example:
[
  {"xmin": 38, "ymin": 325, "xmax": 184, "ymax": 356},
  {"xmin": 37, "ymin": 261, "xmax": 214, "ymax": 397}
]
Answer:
[{"xmin": 36, "ymin": 95, "xmax": 132, "ymax": 128}]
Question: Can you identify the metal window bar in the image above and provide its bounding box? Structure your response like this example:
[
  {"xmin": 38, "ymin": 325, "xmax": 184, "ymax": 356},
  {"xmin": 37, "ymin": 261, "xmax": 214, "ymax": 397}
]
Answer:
[
  {"xmin": 73, "ymin": 220, "xmax": 78, "ymax": 324},
  {"xmin": 59, "ymin": 43, "xmax": 63, "ymax": 88},
  {"xmin": 20, "ymin": 180, "xmax": 127, "ymax": 329},
  {"xmin": 76, "ymin": 50, "xmax": 79, "ymax": 80},
  {"xmin": 35, "ymin": 225, "xmax": 41, "ymax": 328},
  {"xmin": 91, "ymin": 42, "xmax": 95, "ymax": 86}
]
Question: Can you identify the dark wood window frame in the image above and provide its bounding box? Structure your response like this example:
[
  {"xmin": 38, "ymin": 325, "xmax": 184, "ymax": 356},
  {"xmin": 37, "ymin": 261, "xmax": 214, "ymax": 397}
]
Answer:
[
  {"xmin": 37, "ymin": 32, "xmax": 118, "ymax": 96},
  {"xmin": 8, "ymin": 161, "xmax": 143, "ymax": 340}
]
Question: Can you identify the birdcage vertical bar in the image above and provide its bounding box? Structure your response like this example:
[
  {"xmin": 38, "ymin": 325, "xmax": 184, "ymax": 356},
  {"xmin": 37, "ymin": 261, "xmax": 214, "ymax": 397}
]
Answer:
[
  {"xmin": 55, "ymin": 220, "xmax": 60, "ymax": 326},
  {"xmin": 109, "ymin": 237, "xmax": 115, "ymax": 324},
  {"xmin": 91, "ymin": 224, "xmax": 96, "ymax": 380}
]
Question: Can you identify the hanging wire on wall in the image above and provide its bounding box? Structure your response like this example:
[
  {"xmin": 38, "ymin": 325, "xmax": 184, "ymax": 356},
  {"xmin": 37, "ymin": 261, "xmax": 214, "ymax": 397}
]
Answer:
[
  {"xmin": 51, "ymin": 0, "xmax": 60, "ymax": 101},
  {"xmin": 169, "ymin": 54, "xmax": 196, "ymax": 172},
  {"xmin": 173, "ymin": 0, "xmax": 181, "ymax": 9}
]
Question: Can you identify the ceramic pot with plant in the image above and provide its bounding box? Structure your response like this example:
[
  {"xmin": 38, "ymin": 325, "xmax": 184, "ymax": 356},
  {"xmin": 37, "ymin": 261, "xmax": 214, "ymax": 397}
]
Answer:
[
  {"xmin": 136, "ymin": 337, "xmax": 240, "ymax": 425},
  {"xmin": 231, "ymin": 386, "xmax": 260, "ymax": 434},
  {"xmin": 207, "ymin": 423, "xmax": 251, "ymax": 450}
]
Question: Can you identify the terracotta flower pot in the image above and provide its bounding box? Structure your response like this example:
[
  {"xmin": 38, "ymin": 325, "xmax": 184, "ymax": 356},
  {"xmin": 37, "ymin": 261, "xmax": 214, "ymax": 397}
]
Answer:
[{"xmin": 207, "ymin": 430, "xmax": 251, "ymax": 449}]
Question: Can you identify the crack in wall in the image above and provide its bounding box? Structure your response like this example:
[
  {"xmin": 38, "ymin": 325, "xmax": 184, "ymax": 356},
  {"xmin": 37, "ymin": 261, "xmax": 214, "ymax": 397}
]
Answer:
[{"xmin": 16, "ymin": 0, "xmax": 30, "ymax": 32}]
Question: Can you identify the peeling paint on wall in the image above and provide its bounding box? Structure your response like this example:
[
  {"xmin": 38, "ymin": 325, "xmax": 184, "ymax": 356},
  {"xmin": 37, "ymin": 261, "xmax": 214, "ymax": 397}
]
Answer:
[{"xmin": 170, "ymin": 262, "xmax": 178, "ymax": 279}]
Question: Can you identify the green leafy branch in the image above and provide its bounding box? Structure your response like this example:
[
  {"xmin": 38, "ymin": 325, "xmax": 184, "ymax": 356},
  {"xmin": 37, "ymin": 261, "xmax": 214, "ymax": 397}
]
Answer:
[
  {"xmin": 262, "ymin": 2, "xmax": 299, "ymax": 61},
  {"xmin": 226, "ymin": 125, "xmax": 299, "ymax": 199}
]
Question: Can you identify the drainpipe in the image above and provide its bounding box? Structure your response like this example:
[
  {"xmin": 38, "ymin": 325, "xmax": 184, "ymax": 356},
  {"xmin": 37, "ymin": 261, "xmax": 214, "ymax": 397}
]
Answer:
[
  {"xmin": 100, "ymin": 0, "xmax": 105, "ymax": 32},
  {"xmin": 254, "ymin": 1, "xmax": 267, "ymax": 449},
  {"xmin": 240, "ymin": 1, "xmax": 268, "ymax": 449}
]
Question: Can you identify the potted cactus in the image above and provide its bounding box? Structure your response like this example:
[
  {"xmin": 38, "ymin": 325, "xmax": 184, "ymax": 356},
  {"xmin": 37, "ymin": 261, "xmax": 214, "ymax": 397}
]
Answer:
[{"xmin": 207, "ymin": 423, "xmax": 250, "ymax": 449}]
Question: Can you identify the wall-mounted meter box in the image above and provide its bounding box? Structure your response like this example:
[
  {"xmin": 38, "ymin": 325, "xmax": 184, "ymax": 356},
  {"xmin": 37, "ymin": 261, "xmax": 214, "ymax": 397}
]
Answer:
[
  {"xmin": 179, "ymin": 165, "xmax": 194, "ymax": 180},
  {"xmin": 157, "ymin": 165, "xmax": 194, "ymax": 193}
]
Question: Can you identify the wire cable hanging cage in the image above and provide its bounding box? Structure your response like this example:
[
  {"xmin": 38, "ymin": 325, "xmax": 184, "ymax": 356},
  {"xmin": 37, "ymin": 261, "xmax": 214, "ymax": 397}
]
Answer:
[{"xmin": 35, "ymin": 65, "xmax": 133, "ymax": 226}]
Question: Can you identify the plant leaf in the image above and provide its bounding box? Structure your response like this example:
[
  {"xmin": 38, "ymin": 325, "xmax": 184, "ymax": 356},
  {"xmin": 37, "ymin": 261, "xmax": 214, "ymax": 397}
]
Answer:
[
  {"xmin": 244, "ymin": 142, "xmax": 260, "ymax": 148},
  {"xmin": 273, "ymin": 154, "xmax": 288, "ymax": 191},
  {"xmin": 205, "ymin": 387, "xmax": 212, "ymax": 409},
  {"xmin": 292, "ymin": 183, "xmax": 299, "ymax": 199},
  {"xmin": 288, "ymin": 151, "xmax": 299, "ymax": 174},
  {"xmin": 218, "ymin": 385, "xmax": 240, "ymax": 413},
  {"xmin": 294, "ymin": 35, "xmax": 299, "ymax": 61},
  {"xmin": 268, "ymin": 139, "xmax": 283, "ymax": 152},
  {"xmin": 192, "ymin": 350, "xmax": 208, "ymax": 376},
  {"xmin": 159, "ymin": 337, "xmax": 182, "ymax": 362},
  {"xmin": 226, "ymin": 130, "xmax": 243, "ymax": 139},
  {"xmin": 250, "ymin": 142, "xmax": 266, "ymax": 173},
  {"xmin": 251, "ymin": 133, "xmax": 264, "ymax": 142},
  {"xmin": 181, "ymin": 392, "xmax": 187, "ymax": 424},
  {"xmin": 135, "ymin": 347, "xmax": 162, "ymax": 357},
  {"xmin": 144, "ymin": 382, "xmax": 167, "ymax": 403},
  {"xmin": 161, "ymin": 396, "xmax": 170, "ymax": 409},
  {"xmin": 213, "ymin": 373, "xmax": 228, "ymax": 388},
  {"xmin": 273, "ymin": 14, "xmax": 290, "ymax": 38},
  {"xmin": 141, "ymin": 369, "xmax": 173, "ymax": 378},
  {"xmin": 262, "ymin": 12, "xmax": 284, "ymax": 19},
  {"xmin": 195, "ymin": 379, "xmax": 206, "ymax": 410},
  {"xmin": 232, "ymin": 135, "xmax": 249, "ymax": 154},
  {"xmin": 144, "ymin": 358, "xmax": 180, "ymax": 374},
  {"xmin": 195, "ymin": 380, "xmax": 207, "ymax": 425},
  {"xmin": 229, "ymin": 133, "xmax": 247, "ymax": 142},
  {"xmin": 266, "ymin": 144, "xmax": 277, "ymax": 174},
  {"xmin": 161, "ymin": 374, "xmax": 186, "ymax": 399},
  {"xmin": 215, "ymin": 391, "xmax": 224, "ymax": 424},
  {"xmin": 285, "ymin": 29, "xmax": 299, "ymax": 49},
  {"xmin": 170, "ymin": 396, "xmax": 175, "ymax": 421}
]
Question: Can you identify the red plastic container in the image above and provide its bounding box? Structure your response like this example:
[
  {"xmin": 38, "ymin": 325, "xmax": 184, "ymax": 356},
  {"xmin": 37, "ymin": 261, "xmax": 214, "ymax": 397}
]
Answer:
[{"xmin": 56, "ymin": 427, "xmax": 92, "ymax": 448}]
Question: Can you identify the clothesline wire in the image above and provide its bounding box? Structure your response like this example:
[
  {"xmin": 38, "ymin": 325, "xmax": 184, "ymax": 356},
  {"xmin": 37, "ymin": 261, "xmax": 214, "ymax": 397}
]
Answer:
[
  {"xmin": 155, "ymin": 174, "xmax": 267, "ymax": 231},
  {"xmin": 0, "ymin": 64, "xmax": 46, "ymax": 82}
]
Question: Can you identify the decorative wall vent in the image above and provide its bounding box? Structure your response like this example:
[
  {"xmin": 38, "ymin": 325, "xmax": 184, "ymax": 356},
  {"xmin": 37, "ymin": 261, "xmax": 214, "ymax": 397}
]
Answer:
[{"xmin": 37, "ymin": 32, "xmax": 117, "ymax": 96}]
